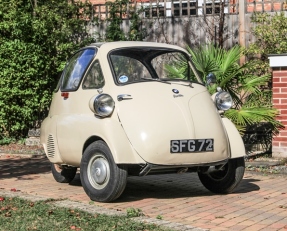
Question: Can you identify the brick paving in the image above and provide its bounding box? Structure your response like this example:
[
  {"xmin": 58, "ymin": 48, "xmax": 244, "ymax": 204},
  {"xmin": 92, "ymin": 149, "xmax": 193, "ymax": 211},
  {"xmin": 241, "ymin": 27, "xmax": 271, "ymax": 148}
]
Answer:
[{"xmin": 1, "ymin": 154, "xmax": 287, "ymax": 231}]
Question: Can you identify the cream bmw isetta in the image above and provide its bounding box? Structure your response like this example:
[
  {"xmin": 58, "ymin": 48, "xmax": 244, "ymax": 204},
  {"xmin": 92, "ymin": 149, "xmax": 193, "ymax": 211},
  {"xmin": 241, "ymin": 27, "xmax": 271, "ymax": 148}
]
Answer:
[{"xmin": 40, "ymin": 41, "xmax": 246, "ymax": 202}]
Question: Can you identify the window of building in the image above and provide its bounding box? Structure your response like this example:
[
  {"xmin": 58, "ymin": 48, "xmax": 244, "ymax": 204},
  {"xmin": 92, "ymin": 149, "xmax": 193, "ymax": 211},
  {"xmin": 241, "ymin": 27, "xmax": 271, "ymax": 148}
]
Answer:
[
  {"xmin": 173, "ymin": 1, "xmax": 197, "ymax": 16},
  {"xmin": 205, "ymin": 2, "xmax": 221, "ymax": 14},
  {"xmin": 144, "ymin": 2, "xmax": 165, "ymax": 18},
  {"xmin": 197, "ymin": 0, "xmax": 229, "ymax": 15}
]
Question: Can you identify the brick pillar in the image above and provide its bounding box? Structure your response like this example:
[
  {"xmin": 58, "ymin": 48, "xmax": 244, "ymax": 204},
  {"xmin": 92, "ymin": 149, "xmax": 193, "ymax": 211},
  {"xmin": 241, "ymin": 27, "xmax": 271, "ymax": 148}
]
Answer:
[{"xmin": 269, "ymin": 55, "xmax": 287, "ymax": 158}]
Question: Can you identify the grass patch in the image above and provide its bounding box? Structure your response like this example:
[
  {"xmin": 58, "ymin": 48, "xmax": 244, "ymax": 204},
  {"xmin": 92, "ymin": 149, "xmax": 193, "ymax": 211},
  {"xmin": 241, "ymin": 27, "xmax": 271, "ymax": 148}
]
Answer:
[
  {"xmin": 245, "ymin": 165, "xmax": 281, "ymax": 174},
  {"xmin": 126, "ymin": 207, "xmax": 143, "ymax": 218},
  {"xmin": 0, "ymin": 196, "xmax": 173, "ymax": 231}
]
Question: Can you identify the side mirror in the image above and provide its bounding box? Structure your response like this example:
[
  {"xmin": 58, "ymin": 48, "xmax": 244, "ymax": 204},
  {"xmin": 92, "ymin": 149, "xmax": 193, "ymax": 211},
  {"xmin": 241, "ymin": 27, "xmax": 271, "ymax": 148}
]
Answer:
[{"xmin": 206, "ymin": 73, "xmax": 216, "ymax": 86}]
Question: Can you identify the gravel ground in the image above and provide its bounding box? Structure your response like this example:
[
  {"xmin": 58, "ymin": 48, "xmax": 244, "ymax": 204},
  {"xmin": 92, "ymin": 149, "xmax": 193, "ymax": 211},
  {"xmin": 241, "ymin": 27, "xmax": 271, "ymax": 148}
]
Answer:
[
  {"xmin": 0, "ymin": 143, "xmax": 44, "ymax": 155},
  {"xmin": 245, "ymin": 155, "xmax": 287, "ymax": 175}
]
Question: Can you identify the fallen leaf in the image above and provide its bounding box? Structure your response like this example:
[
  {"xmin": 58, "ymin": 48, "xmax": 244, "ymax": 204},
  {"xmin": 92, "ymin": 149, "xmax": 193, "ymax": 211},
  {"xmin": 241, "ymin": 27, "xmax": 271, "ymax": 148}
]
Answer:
[
  {"xmin": 0, "ymin": 197, "xmax": 5, "ymax": 201},
  {"xmin": 48, "ymin": 210, "xmax": 53, "ymax": 215},
  {"xmin": 70, "ymin": 225, "xmax": 81, "ymax": 230},
  {"xmin": 10, "ymin": 188, "xmax": 17, "ymax": 192},
  {"xmin": 5, "ymin": 212, "xmax": 11, "ymax": 217}
]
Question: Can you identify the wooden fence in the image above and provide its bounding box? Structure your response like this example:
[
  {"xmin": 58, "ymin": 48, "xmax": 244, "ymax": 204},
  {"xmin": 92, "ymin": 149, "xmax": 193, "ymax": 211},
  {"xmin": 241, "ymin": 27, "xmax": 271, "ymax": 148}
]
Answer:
[{"xmin": 89, "ymin": 0, "xmax": 287, "ymax": 48}]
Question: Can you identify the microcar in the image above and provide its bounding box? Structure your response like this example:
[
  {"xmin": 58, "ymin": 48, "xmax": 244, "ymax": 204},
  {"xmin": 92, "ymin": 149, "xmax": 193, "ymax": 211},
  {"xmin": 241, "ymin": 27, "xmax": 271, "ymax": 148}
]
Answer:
[{"xmin": 40, "ymin": 41, "xmax": 246, "ymax": 202}]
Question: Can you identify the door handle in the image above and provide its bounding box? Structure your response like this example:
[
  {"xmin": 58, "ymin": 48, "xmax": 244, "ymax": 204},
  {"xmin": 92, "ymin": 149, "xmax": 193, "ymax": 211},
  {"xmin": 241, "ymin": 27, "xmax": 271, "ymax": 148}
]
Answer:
[{"xmin": 117, "ymin": 94, "xmax": 132, "ymax": 101}]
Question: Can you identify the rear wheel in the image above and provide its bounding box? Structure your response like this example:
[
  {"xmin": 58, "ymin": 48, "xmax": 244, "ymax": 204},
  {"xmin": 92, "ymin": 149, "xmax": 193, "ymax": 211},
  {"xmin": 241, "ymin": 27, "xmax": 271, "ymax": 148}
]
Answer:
[
  {"xmin": 80, "ymin": 140, "xmax": 127, "ymax": 202},
  {"xmin": 51, "ymin": 163, "xmax": 77, "ymax": 183},
  {"xmin": 198, "ymin": 157, "xmax": 245, "ymax": 194}
]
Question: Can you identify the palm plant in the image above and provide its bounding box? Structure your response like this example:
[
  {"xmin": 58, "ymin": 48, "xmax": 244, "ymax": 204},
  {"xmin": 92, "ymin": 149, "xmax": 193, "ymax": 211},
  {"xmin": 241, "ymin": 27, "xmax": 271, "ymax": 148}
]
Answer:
[{"xmin": 165, "ymin": 44, "xmax": 283, "ymax": 137}]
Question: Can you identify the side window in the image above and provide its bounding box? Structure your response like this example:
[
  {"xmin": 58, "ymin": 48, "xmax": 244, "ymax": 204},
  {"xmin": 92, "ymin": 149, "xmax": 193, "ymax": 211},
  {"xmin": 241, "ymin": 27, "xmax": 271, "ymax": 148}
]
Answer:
[
  {"xmin": 82, "ymin": 60, "xmax": 105, "ymax": 89},
  {"xmin": 54, "ymin": 71, "xmax": 65, "ymax": 93},
  {"xmin": 61, "ymin": 48, "xmax": 96, "ymax": 91}
]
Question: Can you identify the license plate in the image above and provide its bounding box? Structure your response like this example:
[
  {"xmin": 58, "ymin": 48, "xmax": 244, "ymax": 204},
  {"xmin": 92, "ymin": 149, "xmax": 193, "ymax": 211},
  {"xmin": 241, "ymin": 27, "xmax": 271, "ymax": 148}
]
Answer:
[{"xmin": 170, "ymin": 139, "xmax": 214, "ymax": 153}]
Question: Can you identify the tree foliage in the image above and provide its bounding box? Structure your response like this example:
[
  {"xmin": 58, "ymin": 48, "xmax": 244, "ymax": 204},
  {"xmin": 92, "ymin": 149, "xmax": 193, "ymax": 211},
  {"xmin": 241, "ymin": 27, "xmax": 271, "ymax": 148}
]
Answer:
[
  {"xmin": 245, "ymin": 12, "xmax": 287, "ymax": 76},
  {"xmin": 0, "ymin": 0, "xmax": 95, "ymax": 142}
]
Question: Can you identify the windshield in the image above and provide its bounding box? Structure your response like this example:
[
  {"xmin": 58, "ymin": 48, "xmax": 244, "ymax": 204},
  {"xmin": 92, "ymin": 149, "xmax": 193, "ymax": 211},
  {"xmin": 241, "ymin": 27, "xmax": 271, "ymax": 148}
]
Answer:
[{"xmin": 109, "ymin": 47, "xmax": 203, "ymax": 85}]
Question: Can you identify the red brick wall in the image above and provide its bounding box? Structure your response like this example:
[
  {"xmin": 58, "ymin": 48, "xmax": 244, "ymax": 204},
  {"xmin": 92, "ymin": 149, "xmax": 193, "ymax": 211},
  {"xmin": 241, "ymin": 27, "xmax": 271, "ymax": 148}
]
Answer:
[
  {"xmin": 89, "ymin": 0, "xmax": 105, "ymax": 4},
  {"xmin": 247, "ymin": 0, "xmax": 284, "ymax": 13},
  {"xmin": 272, "ymin": 67, "xmax": 287, "ymax": 155}
]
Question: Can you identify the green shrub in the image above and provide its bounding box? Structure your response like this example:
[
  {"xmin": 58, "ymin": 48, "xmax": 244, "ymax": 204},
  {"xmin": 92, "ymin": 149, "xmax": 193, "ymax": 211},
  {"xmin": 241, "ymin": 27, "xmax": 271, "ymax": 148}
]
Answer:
[
  {"xmin": 246, "ymin": 12, "xmax": 287, "ymax": 76},
  {"xmin": 0, "ymin": 0, "xmax": 95, "ymax": 141}
]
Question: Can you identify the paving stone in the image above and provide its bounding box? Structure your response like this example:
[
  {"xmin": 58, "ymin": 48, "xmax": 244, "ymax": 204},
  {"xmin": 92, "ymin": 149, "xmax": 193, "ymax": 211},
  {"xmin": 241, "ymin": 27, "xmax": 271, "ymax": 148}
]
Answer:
[{"xmin": 1, "ymin": 155, "xmax": 287, "ymax": 231}]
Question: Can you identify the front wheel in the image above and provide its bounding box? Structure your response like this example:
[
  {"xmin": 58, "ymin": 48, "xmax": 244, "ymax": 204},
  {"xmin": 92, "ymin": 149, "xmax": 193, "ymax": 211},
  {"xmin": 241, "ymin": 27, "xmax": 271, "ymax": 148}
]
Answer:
[
  {"xmin": 198, "ymin": 157, "xmax": 245, "ymax": 194},
  {"xmin": 80, "ymin": 140, "xmax": 127, "ymax": 202},
  {"xmin": 51, "ymin": 163, "xmax": 77, "ymax": 183}
]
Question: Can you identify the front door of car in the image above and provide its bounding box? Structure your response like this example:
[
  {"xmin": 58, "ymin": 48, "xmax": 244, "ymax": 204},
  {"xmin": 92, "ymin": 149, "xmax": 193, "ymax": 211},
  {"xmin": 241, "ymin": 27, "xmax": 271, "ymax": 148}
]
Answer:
[{"xmin": 55, "ymin": 48, "xmax": 99, "ymax": 163}]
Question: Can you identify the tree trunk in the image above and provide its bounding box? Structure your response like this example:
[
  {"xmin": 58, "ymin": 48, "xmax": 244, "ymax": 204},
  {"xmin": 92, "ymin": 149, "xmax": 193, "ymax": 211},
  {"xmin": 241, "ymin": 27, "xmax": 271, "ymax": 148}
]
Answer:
[{"xmin": 218, "ymin": 0, "xmax": 226, "ymax": 48}]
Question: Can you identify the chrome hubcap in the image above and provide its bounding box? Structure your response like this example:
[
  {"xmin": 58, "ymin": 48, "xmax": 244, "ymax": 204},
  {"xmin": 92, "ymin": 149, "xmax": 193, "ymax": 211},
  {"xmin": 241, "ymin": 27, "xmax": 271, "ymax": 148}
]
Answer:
[{"xmin": 88, "ymin": 154, "xmax": 110, "ymax": 189}]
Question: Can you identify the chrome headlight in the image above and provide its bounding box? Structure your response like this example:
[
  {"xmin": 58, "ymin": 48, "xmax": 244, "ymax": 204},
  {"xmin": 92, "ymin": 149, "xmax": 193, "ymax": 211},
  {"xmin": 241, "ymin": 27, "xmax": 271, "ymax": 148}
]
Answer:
[
  {"xmin": 90, "ymin": 94, "xmax": 115, "ymax": 117},
  {"xmin": 215, "ymin": 91, "xmax": 232, "ymax": 111},
  {"xmin": 206, "ymin": 73, "xmax": 216, "ymax": 86}
]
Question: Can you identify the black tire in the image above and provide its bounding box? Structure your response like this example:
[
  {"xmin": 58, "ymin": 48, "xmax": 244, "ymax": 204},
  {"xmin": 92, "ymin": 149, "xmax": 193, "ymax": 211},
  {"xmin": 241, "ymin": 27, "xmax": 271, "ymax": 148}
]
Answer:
[
  {"xmin": 51, "ymin": 163, "xmax": 77, "ymax": 183},
  {"xmin": 198, "ymin": 157, "xmax": 245, "ymax": 194},
  {"xmin": 80, "ymin": 140, "xmax": 127, "ymax": 202}
]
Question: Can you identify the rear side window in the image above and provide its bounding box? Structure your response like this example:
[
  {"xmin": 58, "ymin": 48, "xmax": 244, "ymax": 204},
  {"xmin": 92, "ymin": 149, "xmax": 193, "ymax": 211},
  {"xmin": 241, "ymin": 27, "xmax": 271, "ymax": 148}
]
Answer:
[
  {"xmin": 61, "ymin": 48, "xmax": 96, "ymax": 91},
  {"xmin": 82, "ymin": 60, "xmax": 105, "ymax": 89}
]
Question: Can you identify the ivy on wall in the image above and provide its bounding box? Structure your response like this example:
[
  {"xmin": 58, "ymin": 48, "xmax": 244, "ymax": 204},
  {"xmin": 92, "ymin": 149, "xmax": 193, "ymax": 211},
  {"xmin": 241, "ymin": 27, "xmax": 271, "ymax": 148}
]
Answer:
[{"xmin": 105, "ymin": 0, "xmax": 146, "ymax": 41}]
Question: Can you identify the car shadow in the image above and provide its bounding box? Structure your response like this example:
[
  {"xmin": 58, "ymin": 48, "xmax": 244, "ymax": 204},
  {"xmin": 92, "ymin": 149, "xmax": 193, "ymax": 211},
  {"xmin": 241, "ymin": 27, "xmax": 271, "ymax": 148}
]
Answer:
[
  {"xmin": 69, "ymin": 172, "xmax": 261, "ymax": 202},
  {"xmin": 118, "ymin": 174, "xmax": 261, "ymax": 202},
  {"xmin": 0, "ymin": 156, "xmax": 51, "ymax": 179}
]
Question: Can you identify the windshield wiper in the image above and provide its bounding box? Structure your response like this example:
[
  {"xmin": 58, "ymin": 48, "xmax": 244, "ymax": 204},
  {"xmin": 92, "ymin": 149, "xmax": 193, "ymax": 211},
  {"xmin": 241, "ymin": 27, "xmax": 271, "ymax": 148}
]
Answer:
[
  {"xmin": 169, "ymin": 81, "xmax": 194, "ymax": 88},
  {"xmin": 152, "ymin": 78, "xmax": 194, "ymax": 88},
  {"xmin": 140, "ymin": 77, "xmax": 171, "ymax": 85}
]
